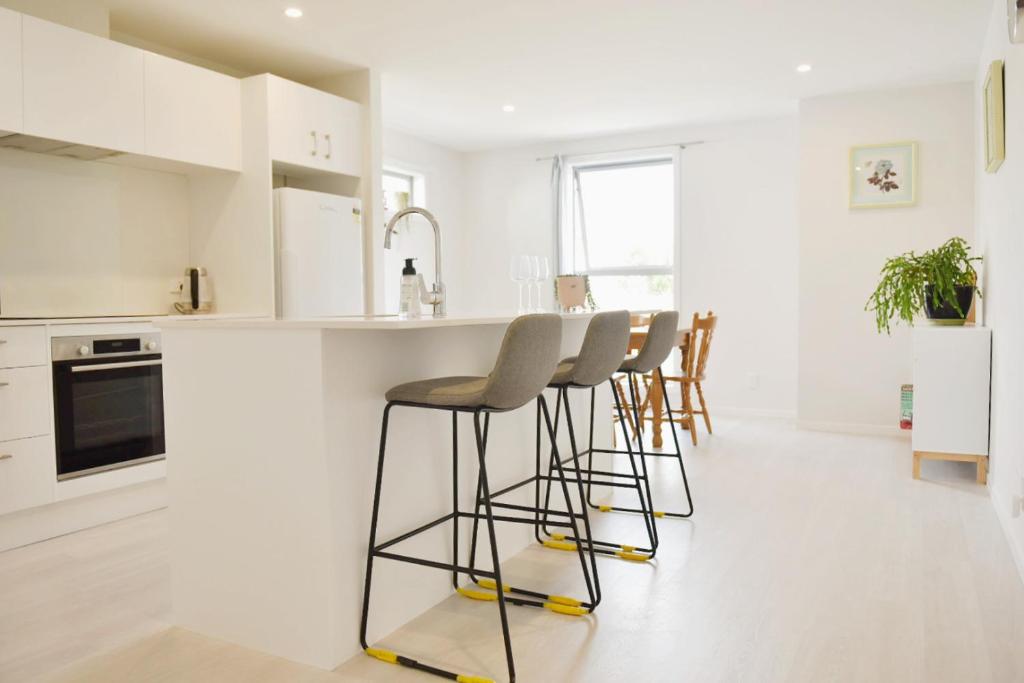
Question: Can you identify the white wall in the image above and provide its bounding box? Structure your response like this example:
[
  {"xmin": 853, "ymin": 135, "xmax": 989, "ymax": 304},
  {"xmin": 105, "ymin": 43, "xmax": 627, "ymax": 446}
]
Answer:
[
  {"xmin": 975, "ymin": 0, "xmax": 1024, "ymax": 581},
  {"xmin": 797, "ymin": 83, "xmax": 975, "ymax": 434},
  {"xmin": 453, "ymin": 117, "xmax": 800, "ymax": 417},
  {"xmin": 0, "ymin": 148, "xmax": 188, "ymax": 317},
  {"xmin": 381, "ymin": 128, "xmax": 467, "ymax": 314}
]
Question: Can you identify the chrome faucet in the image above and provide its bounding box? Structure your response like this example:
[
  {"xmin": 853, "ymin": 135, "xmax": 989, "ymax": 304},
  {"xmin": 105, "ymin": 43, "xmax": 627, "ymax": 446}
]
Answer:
[{"xmin": 384, "ymin": 207, "xmax": 446, "ymax": 317}]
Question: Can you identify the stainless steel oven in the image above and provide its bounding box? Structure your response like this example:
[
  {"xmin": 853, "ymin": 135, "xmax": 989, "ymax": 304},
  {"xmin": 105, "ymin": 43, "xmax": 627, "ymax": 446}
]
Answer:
[{"xmin": 51, "ymin": 333, "xmax": 165, "ymax": 480}]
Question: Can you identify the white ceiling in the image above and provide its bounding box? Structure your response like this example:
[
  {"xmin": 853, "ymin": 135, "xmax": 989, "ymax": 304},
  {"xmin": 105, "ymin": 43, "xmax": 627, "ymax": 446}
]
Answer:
[{"xmin": 101, "ymin": 0, "xmax": 993, "ymax": 151}]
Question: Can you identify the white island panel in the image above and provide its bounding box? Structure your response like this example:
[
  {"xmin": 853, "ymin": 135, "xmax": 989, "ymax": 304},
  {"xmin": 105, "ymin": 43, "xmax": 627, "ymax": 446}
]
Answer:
[{"xmin": 161, "ymin": 315, "xmax": 610, "ymax": 669}]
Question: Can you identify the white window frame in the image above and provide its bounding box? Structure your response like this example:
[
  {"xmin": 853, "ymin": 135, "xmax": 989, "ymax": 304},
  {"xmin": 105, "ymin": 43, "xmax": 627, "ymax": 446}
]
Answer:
[{"xmin": 556, "ymin": 147, "xmax": 682, "ymax": 309}]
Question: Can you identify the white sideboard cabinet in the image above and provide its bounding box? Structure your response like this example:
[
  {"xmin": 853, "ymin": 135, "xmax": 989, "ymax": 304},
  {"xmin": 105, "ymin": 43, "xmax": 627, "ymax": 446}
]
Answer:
[{"xmin": 911, "ymin": 326, "xmax": 992, "ymax": 483}]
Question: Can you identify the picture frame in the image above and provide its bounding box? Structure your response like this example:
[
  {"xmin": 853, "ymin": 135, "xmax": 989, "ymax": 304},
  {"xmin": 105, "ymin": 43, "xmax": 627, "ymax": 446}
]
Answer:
[
  {"xmin": 984, "ymin": 60, "xmax": 1005, "ymax": 173},
  {"xmin": 849, "ymin": 141, "xmax": 918, "ymax": 209}
]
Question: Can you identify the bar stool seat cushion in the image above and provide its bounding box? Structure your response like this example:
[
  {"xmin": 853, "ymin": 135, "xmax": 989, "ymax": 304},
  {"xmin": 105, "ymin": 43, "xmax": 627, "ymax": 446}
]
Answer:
[
  {"xmin": 385, "ymin": 376, "xmax": 488, "ymax": 407},
  {"xmin": 618, "ymin": 356, "xmax": 641, "ymax": 373},
  {"xmin": 549, "ymin": 356, "xmax": 577, "ymax": 385}
]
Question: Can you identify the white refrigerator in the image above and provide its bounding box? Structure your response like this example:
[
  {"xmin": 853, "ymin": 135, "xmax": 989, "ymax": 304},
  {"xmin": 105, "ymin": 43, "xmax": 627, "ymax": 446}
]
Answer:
[{"xmin": 273, "ymin": 188, "xmax": 364, "ymax": 318}]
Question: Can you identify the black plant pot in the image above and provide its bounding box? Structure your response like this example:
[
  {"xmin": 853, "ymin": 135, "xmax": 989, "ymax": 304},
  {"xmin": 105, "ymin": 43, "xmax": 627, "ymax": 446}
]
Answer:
[{"xmin": 923, "ymin": 284, "xmax": 975, "ymax": 324}]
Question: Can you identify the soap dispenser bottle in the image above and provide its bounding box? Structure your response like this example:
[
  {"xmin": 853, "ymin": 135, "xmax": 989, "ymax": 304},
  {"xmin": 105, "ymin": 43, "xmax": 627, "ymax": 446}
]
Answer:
[{"xmin": 399, "ymin": 258, "xmax": 422, "ymax": 319}]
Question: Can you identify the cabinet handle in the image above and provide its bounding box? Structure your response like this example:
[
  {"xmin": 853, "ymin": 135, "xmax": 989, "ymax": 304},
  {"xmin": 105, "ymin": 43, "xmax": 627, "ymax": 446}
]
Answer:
[
  {"xmin": 0, "ymin": 454, "xmax": 11, "ymax": 461},
  {"xmin": 325, "ymin": 134, "xmax": 332, "ymax": 160},
  {"xmin": 0, "ymin": 382, "xmax": 8, "ymax": 388},
  {"xmin": 0, "ymin": 339, "xmax": 6, "ymax": 344},
  {"xmin": 310, "ymin": 130, "xmax": 318, "ymax": 157}
]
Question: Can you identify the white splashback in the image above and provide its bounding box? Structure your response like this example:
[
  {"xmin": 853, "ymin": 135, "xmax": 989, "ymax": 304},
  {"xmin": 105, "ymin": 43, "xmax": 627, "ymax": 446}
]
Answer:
[{"xmin": 0, "ymin": 147, "xmax": 188, "ymax": 317}]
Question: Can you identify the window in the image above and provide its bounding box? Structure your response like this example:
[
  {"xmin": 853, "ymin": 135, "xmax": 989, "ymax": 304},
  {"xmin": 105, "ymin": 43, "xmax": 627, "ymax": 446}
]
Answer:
[
  {"xmin": 558, "ymin": 155, "xmax": 676, "ymax": 311},
  {"xmin": 382, "ymin": 169, "xmax": 415, "ymax": 214}
]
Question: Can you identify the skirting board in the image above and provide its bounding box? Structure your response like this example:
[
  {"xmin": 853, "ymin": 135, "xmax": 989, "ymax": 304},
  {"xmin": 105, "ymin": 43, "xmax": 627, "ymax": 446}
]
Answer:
[
  {"xmin": 0, "ymin": 479, "xmax": 167, "ymax": 552},
  {"xmin": 797, "ymin": 419, "xmax": 910, "ymax": 439},
  {"xmin": 991, "ymin": 486, "xmax": 1024, "ymax": 588}
]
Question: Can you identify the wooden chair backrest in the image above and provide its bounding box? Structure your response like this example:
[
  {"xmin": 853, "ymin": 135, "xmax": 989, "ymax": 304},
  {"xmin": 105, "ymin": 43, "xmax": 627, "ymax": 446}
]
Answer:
[
  {"xmin": 630, "ymin": 312, "xmax": 653, "ymax": 328},
  {"xmin": 684, "ymin": 311, "xmax": 717, "ymax": 379}
]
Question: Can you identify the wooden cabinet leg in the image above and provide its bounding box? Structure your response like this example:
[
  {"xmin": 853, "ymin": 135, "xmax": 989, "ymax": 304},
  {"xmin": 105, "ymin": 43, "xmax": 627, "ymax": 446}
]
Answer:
[
  {"xmin": 977, "ymin": 457, "xmax": 988, "ymax": 485},
  {"xmin": 912, "ymin": 452, "xmax": 921, "ymax": 479}
]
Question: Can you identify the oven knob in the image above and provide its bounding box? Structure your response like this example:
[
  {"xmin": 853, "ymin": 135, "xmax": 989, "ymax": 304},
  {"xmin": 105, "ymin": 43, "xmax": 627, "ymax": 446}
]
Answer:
[
  {"xmin": 77, "ymin": 345, "xmax": 90, "ymax": 356},
  {"xmin": 145, "ymin": 341, "xmax": 158, "ymax": 351}
]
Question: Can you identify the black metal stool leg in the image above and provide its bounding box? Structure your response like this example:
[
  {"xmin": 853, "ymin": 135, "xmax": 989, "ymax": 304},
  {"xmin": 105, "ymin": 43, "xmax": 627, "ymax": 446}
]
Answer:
[
  {"xmin": 359, "ymin": 403, "xmax": 393, "ymax": 650},
  {"xmin": 473, "ymin": 409, "xmax": 516, "ymax": 683},
  {"xmin": 659, "ymin": 368, "xmax": 694, "ymax": 518},
  {"xmin": 451, "ymin": 410, "xmax": 460, "ymax": 589}
]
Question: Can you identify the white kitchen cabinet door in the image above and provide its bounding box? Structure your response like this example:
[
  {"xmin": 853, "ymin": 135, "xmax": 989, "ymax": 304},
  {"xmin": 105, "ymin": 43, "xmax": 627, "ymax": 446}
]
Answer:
[
  {"xmin": 0, "ymin": 8, "xmax": 22, "ymax": 134},
  {"xmin": 0, "ymin": 365, "xmax": 51, "ymax": 442},
  {"xmin": 144, "ymin": 52, "xmax": 241, "ymax": 171},
  {"xmin": 0, "ymin": 326, "xmax": 47, "ymax": 369},
  {"xmin": 267, "ymin": 75, "xmax": 362, "ymax": 176},
  {"xmin": 22, "ymin": 16, "xmax": 145, "ymax": 153},
  {"xmin": 321, "ymin": 95, "xmax": 362, "ymax": 176},
  {"xmin": 0, "ymin": 436, "xmax": 54, "ymax": 515}
]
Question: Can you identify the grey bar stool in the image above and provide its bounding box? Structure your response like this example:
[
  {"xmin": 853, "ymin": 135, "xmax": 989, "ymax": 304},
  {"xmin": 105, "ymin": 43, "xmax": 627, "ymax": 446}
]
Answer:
[
  {"xmin": 535, "ymin": 310, "xmax": 662, "ymax": 561},
  {"xmin": 359, "ymin": 314, "xmax": 597, "ymax": 683},
  {"xmin": 588, "ymin": 310, "xmax": 694, "ymax": 524}
]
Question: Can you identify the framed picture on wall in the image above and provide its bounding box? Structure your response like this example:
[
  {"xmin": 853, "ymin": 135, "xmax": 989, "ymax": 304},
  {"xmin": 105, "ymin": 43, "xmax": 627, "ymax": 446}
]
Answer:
[
  {"xmin": 849, "ymin": 141, "xmax": 918, "ymax": 209},
  {"xmin": 984, "ymin": 60, "xmax": 1005, "ymax": 173}
]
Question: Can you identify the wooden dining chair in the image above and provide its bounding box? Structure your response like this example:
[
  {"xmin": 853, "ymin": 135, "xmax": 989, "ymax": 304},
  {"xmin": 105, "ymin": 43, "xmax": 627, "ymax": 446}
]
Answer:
[
  {"xmin": 639, "ymin": 311, "xmax": 716, "ymax": 446},
  {"xmin": 612, "ymin": 313, "xmax": 653, "ymax": 444}
]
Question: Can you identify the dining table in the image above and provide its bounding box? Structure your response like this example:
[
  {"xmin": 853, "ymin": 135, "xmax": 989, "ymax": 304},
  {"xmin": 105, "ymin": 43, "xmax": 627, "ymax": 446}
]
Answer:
[{"xmin": 627, "ymin": 325, "xmax": 691, "ymax": 448}]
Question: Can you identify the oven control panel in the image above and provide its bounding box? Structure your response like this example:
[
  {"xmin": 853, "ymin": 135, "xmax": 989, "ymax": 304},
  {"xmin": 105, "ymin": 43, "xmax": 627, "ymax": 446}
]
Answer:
[{"xmin": 52, "ymin": 333, "xmax": 161, "ymax": 362}]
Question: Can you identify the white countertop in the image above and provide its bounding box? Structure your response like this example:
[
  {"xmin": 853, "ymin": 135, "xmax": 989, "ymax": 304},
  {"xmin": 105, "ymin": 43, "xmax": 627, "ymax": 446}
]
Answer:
[
  {"xmin": 156, "ymin": 311, "xmax": 596, "ymax": 330},
  {"xmin": 0, "ymin": 315, "xmax": 159, "ymax": 327}
]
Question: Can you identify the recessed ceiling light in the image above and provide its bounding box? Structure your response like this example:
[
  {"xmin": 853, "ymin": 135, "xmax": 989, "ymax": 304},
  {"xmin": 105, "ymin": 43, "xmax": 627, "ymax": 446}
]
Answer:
[
  {"xmin": 284, "ymin": 7, "xmax": 303, "ymax": 18},
  {"xmin": 502, "ymin": 104, "xmax": 516, "ymax": 113},
  {"xmin": 796, "ymin": 64, "xmax": 812, "ymax": 73}
]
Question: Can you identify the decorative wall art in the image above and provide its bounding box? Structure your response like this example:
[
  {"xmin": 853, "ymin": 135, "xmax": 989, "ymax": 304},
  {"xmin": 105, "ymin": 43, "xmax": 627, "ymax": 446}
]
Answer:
[
  {"xmin": 984, "ymin": 60, "xmax": 1006, "ymax": 173},
  {"xmin": 849, "ymin": 141, "xmax": 918, "ymax": 209}
]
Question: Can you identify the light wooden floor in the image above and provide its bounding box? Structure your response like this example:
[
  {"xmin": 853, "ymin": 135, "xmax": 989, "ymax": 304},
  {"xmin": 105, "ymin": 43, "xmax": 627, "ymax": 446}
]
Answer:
[{"xmin": 3, "ymin": 418, "xmax": 1023, "ymax": 683}]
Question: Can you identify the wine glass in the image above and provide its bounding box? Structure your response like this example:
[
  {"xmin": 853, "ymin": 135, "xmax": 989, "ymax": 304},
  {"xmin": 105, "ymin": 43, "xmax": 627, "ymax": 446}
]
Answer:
[
  {"xmin": 533, "ymin": 256, "xmax": 550, "ymax": 312},
  {"xmin": 510, "ymin": 255, "xmax": 531, "ymax": 313}
]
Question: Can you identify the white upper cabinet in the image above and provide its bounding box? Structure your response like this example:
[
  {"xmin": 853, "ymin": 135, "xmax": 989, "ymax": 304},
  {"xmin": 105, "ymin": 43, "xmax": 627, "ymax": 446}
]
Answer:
[
  {"xmin": 0, "ymin": 8, "xmax": 22, "ymax": 134},
  {"xmin": 144, "ymin": 52, "xmax": 241, "ymax": 171},
  {"xmin": 22, "ymin": 16, "xmax": 145, "ymax": 154},
  {"xmin": 266, "ymin": 75, "xmax": 362, "ymax": 177}
]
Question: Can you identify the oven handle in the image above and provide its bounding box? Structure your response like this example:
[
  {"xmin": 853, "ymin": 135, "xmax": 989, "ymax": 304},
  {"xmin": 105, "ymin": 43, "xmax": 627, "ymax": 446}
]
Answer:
[{"xmin": 70, "ymin": 359, "xmax": 163, "ymax": 373}]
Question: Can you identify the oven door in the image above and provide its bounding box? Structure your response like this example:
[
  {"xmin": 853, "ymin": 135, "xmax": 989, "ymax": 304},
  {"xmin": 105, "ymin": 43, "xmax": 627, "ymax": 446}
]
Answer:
[{"xmin": 52, "ymin": 355, "xmax": 165, "ymax": 480}]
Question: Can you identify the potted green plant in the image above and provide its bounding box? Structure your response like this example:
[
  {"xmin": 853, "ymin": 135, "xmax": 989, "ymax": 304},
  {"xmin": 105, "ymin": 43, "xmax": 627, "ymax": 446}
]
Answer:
[{"xmin": 866, "ymin": 237, "xmax": 982, "ymax": 334}]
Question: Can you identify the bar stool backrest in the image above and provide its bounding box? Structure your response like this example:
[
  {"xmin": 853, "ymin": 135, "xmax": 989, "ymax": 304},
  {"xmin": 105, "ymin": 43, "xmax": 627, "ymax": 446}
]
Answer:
[
  {"xmin": 629, "ymin": 310, "xmax": 680, "ymax": 374},
  {"xmin": 568, "ymin": 310, "xmax": 631, "ymax": 387},
  {"xmin": 482, "ymin": 314, "xmax": 563, "ymax": 410}
]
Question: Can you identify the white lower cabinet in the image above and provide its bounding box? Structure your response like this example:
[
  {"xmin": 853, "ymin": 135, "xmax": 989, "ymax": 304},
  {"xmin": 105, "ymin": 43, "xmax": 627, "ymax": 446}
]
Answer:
[
  {"xmin": 0, "ymin": 436, "xmax": 52, "ymax": 515},
  {"xmin": 0, "ymin": 365, "xmax": 51, "ymax": 442},
  {"xmin": 0, "ymin": 326, "xmax": 47, "ymax": 369}
]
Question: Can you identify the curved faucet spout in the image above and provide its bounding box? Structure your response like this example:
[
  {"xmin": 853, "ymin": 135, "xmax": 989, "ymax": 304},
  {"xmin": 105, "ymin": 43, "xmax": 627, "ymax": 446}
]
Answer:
[{"xmin": 383, "ymin": 207, "xmax": 445, "ymax": 317}]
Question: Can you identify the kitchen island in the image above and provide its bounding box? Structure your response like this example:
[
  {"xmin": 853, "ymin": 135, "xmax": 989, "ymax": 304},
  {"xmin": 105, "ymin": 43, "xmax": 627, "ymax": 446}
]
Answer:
[{"xmin": 158, "ymin": 313, "xmax": 612, "ymax": 670}]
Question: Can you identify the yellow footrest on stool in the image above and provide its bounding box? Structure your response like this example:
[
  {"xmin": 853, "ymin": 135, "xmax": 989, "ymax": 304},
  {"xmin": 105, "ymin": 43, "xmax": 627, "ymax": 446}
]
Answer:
[
  {"xmin": 457, "ymin": 675, "xmax": 495, "ymax": 683},
  {"xmin": 457, "ymin": 587, "xmax": 498, "ymax": 602},
  {"xmin": 365, "ymin": 647, "xmax": 398, "ymax": 664},
  {"xmin": 476, "ymin": 578, "xmax": 511, "ymax": 593},
  {"xmin": 544, "ymin": 602, "xmax": 588, "ymax": 616},
  {"xmin": 615, "ymin": 550, "xmax": 651, "ymax": 562},
  {"xmin": 543, "ymin": 539, "xmax": 578, "ymax": 551}
]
